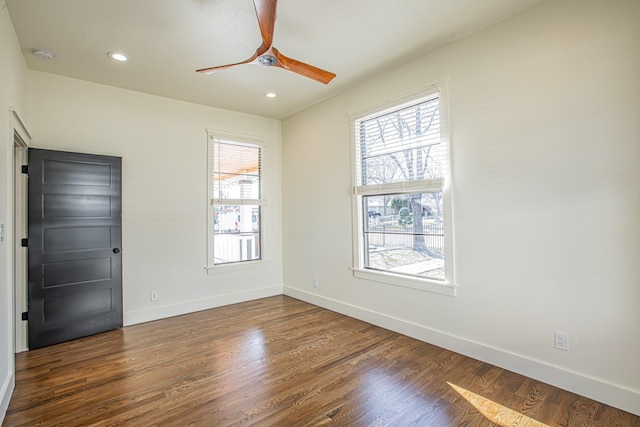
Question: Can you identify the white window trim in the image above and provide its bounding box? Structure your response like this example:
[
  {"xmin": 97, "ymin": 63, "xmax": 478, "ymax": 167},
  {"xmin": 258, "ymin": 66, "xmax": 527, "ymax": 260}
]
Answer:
[
  {"xmin": 205, "ymin": 130, "xmax": 269, "ymax": 273},
  {"xmin": 349, "ymin": 81, "xmax": 456, "ymax": 296}
]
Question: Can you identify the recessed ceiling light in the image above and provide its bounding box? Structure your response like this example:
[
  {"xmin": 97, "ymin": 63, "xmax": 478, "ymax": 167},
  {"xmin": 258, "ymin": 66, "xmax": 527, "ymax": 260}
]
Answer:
[
  {"xmin": 265, "ymin": 92, "xmax": 277, "ymax": 98},
  {"xmin": 32, "ymin": 48, "xmax": 55, "ymax": 60},
  {"xmin": 107, "ymin": 51, "xmax": 128, "ymax": 62}
]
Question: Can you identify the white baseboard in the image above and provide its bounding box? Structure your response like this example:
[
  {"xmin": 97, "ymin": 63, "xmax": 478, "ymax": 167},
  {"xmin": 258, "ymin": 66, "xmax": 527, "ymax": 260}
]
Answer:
[
  {"xmin": 284, "ymin": 285, "xmax": 640, "ymax": 417},
  {"xmin": 0, "ymin": 372, "xmax": 15, "ymax": 426},
  {"xmin": 125, "ymin": 285, "xmax": 283, "ymax": 326}
]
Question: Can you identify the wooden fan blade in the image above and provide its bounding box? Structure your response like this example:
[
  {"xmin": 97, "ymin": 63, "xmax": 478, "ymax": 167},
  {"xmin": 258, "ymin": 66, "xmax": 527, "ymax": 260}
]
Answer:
[
  {"xmin": 196, "ymin": 50, "xmax": 261, "ymax": 75},
  {"xmin": 253, "ymin": 0, "xmax": 277, "ymax": 48},
  {"xmin": 273, "ymin": 49, "xmax": 336, "ymax": 84}
]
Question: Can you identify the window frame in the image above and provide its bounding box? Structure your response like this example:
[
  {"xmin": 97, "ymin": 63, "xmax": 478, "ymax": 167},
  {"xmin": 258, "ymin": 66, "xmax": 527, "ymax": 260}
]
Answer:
[
  {"xmin": 206, "ymin": 130, "xmax": 268, "ymax": 272},
  {"xmin": 350, "ymin": 82, "xmax": 456, "ymax": 296}
]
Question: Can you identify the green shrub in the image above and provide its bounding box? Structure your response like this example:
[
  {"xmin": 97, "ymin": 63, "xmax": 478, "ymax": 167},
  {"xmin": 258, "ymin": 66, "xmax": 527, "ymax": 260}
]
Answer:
[{"xmin": 398, "ymin": 207, "xmax": 413, "ymax": 226}]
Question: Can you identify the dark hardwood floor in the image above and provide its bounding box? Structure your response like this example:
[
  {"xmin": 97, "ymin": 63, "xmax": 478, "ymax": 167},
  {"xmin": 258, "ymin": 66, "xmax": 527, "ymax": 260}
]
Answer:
[{"xmin": 3, "ymin": 295, "xmax": 639, "ymax": 426}]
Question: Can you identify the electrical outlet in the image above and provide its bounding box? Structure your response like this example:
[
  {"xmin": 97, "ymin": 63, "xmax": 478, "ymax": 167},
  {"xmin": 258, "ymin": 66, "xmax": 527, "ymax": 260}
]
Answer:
[
  {"xmin": 312, "ymin": 277, "xmax": 319, "ymax": 288},
  {"xmin": 554, "ymin": 330, "xmax": 569, "ymax": 351},
  {"xmin": 150, "ymin": 291, "xmax": 159, "ymax": 302}
]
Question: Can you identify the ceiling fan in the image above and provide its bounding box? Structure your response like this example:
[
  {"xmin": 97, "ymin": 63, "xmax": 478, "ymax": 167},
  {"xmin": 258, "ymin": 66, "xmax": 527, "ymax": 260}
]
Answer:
[{"xmin": 197, "ymin": 0, "xmax": 336, "ymax": 84}]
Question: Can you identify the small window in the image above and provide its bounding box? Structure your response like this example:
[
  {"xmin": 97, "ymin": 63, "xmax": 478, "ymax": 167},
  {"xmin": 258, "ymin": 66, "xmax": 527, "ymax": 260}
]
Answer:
[
  {"xmin": 352, "ymin": 83, "xmax": 454, "ymax": 293},
  {"xmin": 207, "ymin": 133, "xmax": 264, "ymax": 267}
]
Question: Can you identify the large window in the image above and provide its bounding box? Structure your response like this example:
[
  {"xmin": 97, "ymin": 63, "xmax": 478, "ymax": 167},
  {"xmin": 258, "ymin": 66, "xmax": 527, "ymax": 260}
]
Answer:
[
  {"xmin": 352, "ymin": 84, "xmax": 454, "ymax": 294},
  {"xmin": 207, "ymin": 133, "xmax": 264, "ymax": 267}
]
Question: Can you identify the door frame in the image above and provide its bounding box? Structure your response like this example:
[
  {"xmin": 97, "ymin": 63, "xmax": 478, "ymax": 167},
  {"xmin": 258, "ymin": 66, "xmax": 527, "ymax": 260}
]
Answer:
[{"xmin": 10, "ymin": 109, "xmax": 30, "ymax": 353}]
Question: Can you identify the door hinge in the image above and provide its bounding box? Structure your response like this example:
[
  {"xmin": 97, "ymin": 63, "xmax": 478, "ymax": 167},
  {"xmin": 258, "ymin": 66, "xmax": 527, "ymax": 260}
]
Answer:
[
  {"xmin": 21, "ymin": 238, "xmax": 28, "ymax": 247},
  {"xmin": 21, "ymin": 165, "xmax": 28, "ymax": 175},
  {"xmin": 21, "ymin": 312, "xmax": 28, "ymax": 321}
]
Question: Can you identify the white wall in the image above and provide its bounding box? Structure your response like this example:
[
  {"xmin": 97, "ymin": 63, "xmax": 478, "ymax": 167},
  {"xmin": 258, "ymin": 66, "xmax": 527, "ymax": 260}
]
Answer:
[
  {"xmin": 282, "ymin": 0, "xmax": 640, "ymax": 415},
  {"xmin": 0, "ymin": 0, "xmax": 29, "ymax": 421},
  {"xmin": 26, "ymin": 71, "xmax": 283, "ymax": 333}
]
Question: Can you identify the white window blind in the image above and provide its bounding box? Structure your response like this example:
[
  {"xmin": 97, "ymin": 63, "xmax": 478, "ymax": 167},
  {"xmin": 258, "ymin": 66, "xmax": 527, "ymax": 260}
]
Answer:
[
  {"xmin": 355, "ymin": 94, "xmax": 447, "ymax": 193},
  {"xmin": 209, "ymin": 137, "xmax": 263, "ymax": 205}
]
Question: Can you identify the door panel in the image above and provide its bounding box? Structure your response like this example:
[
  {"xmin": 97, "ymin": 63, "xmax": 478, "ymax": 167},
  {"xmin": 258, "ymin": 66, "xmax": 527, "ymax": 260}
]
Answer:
[
  {"xmin": 43, "ymin": 257, "xmax": 112, "ymax": 287},
  {"xmin": 43, "ymin": 226, "xmax": 111, "ymax": 252},
  {"xmin": 28, "ymin": 148, "xmax": 122, "ymax": 350}
]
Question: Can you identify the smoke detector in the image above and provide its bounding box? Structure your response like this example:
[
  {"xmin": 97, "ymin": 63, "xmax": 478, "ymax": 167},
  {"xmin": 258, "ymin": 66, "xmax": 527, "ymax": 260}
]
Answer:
[{"xmin": 32, "ymin": 48, "xmax": 55, "ymax": 60}]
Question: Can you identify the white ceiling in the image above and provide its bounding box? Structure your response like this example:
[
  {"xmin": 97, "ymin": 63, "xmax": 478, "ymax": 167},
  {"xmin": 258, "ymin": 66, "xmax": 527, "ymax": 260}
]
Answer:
[{"xmin": 6, "ymin": 0, "xmax": 543, "ymax": 120}]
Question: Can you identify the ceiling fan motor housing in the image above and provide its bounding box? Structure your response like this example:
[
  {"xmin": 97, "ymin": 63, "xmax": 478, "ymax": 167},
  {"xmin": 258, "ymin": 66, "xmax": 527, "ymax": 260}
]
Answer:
[{"xmin": 258, "ymin": 55, "xmax": 278, "ymax": 66}]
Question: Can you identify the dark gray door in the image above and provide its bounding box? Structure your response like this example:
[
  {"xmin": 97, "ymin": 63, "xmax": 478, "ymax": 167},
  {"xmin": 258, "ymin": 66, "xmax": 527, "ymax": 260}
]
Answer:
[{"xmin": 27, "ymin": 148, "xmax": 122, "ymax": 350}]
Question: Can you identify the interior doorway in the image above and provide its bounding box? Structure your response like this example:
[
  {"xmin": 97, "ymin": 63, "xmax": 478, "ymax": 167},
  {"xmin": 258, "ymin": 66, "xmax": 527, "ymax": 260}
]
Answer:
[
  {"xmin": 13, "ymin": 134, "xmax": 28, "ymax": 352},
  {"xmin": 11, "ymin": 110, "xmax": 30, "ymax": 353}
]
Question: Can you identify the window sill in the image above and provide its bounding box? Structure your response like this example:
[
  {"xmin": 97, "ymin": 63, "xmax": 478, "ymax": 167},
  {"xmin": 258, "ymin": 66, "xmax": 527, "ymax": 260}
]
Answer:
[
  {"xmin": 352, "ymin": 268, "xmax": 457, "ymax": 296},
  {"xmin": 206, "ymin": 259, "xmax": 269, "ymax": 275}
]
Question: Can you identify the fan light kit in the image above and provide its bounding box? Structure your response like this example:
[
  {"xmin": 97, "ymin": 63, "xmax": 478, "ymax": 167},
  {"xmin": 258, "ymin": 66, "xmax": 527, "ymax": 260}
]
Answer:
[
  {"xmin": 107, "ymin": 51, "xmax": 128, "ymax": 62},
  {"xmin": 197, "ymin": 0, "xmax": 335, "ymax": 84},
  {"xmin": 33, "ymin": 48, "xmax": 55, "ymax": 60}
]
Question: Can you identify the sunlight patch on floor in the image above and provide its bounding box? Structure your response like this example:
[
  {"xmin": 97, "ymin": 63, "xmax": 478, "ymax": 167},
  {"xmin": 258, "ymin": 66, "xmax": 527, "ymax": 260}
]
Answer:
[{"xmin": 448, "ymin": 382, "xmax": 550, "ymax": 427}]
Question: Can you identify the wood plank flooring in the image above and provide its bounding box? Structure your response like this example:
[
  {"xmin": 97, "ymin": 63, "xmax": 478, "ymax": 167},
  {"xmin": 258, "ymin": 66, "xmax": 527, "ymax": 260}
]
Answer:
[{"xmin": 3, "ymin": 295, "xmax": 639, "ymax": 426}]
